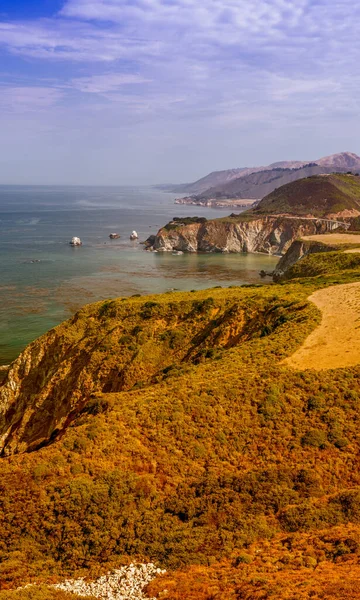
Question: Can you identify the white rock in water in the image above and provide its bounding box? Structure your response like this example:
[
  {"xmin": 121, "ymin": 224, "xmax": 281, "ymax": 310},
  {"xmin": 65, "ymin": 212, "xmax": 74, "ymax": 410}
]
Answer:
[
  {"xmin": 130, "ymin": 231, "xmax": 138, "ymax": 240},
  {"xmin": 70, "ymin": 237, "xmax": 82, "ymax": 246}
]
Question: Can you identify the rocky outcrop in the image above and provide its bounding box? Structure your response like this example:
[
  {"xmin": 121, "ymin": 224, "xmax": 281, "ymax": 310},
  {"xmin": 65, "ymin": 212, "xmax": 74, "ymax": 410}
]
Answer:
[
  {"xmin": 147, "ymin": 216, "xmax": 343, "ymax": 255},
  {"xmin": 273, "ymin": 239, "xmax": 337, "ymax": 281},
  {"xmin": 70, "ymin": 237, "xmax": 82, "ymax": 246}
]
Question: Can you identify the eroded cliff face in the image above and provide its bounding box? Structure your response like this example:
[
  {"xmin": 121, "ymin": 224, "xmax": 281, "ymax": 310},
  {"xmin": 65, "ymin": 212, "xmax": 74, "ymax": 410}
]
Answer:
[
  {"xmin": 0, "ymin": 285, "xmax": 313, "ymax": 456},
  {"xmin": 0, "ymin": 290, "xmax": 286, "ymax": 456},
  {"xmin": 148, "ymin": 216, "xmax": 341, "ymax": 255},
  {"xmin": 273, "ymin": 240, "xmax": 337, "ymax": 281}
]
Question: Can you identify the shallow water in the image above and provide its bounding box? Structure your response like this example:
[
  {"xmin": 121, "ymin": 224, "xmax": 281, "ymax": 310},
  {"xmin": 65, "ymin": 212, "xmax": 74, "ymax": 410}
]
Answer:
[{"xmin": 0, "ymin": 185, "xmax": 278, "ymax": 364}]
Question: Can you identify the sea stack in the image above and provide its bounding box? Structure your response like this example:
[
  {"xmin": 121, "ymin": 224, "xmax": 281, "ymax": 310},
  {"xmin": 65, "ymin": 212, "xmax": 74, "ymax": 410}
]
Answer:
[
  {"xmin": 130, "ymin": 230, "xmax": 138, "ymax": 240},
  {"xmin": 109, "ymin": 233, "xmax": 120, "ymax": 239},
  {"xmin": 69, "ymin": 237, "xmax": 82, "ymax": 246}
]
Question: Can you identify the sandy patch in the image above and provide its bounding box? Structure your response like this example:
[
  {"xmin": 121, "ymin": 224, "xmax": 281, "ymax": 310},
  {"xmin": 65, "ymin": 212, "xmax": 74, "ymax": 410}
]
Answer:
[
  {"xmin": 285, "ymin": 282, "xmax": 360, "ymax": 370},
  {"xmin": 301, "ymin": 234, "xmax": 360, "ymax": 245},
  {"xmin": 344, "ymin": 248, "xmax": 360, "ymax": 254}
]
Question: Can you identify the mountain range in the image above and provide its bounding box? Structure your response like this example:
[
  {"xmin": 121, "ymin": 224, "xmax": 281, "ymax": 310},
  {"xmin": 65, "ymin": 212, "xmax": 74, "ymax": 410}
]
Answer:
[{"xmin": 164, "ymin": 152, "xmax": 360, "ymax": 200}]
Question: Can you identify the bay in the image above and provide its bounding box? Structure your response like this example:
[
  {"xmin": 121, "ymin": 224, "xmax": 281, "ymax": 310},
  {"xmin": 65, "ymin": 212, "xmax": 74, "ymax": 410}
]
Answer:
[{"xmin": 0, "ymin": 185, "xmax": 278, "ymax": 364}]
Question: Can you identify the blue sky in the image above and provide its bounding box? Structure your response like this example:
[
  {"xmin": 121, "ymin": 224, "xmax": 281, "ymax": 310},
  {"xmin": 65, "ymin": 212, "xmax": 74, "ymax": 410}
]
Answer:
[{"xmin": 0, "ymin": 0, "xmax": 360, "ymax": 184}]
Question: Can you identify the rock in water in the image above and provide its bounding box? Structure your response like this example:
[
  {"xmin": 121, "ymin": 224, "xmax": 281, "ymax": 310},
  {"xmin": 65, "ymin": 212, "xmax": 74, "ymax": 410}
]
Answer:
[
  {"xmin": 109, "ymin": 233, "xmax": 120, "ymax": 239},
  {"xmin": 130, "ymin": 231, "xmax": 138, "ymax": 240},
  {"xmin": 70, "ymin": 237, "xmax": 82, "ymax": 246}
]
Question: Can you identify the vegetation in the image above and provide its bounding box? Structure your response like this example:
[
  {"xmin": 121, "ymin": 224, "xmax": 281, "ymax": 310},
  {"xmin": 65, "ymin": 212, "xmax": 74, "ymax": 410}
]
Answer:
[
  {"xmin": 282, "ymin": 250, "xmax": 360, "ymax": 280},
  {"xmin": 0, "ymin": 588, "xmax": 88, "ymax": 599},
  {"xmin": 1, "ymin": 253, "xmax": 360, "ymax": 597},
  {"xmin": 164, "ymin": 216, "xmax": 207, "ymax": 230},
  {"xmin": 248, "ymin": 173, "xmax": 360, "ymax": 217}
]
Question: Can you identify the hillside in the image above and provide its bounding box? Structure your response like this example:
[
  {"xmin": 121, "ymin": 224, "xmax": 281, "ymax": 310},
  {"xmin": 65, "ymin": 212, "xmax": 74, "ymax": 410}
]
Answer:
[
  {"xmin": 1, "ymin": 256, "xmax": 360, "ymax": 598},
  {"xmin": 165, "ymin": 152, "xmax": 360, "ymax": 199},
  {"xmin": 249, "ymin": 173, "xmax": 360, "ymax": 218},
  {"xmin": 169, "ymin": 167, "xmax": 257, "ymax": 195},
  {"xmin": 198, "ymin": 164, "xmax": 335, "ymax": 200}
]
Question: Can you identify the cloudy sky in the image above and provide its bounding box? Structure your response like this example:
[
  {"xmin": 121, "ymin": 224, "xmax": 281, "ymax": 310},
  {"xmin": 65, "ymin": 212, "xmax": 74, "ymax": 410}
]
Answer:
[{"xmin": 0, "ymin": 0, "xmax": 360, "ymax": 184}]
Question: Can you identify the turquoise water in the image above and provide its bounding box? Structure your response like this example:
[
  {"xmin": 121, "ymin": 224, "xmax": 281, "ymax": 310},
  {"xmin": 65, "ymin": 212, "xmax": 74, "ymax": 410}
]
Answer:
[{"xmin": 0, "ymin": 186, "xmax": 278, "ymax": 364}]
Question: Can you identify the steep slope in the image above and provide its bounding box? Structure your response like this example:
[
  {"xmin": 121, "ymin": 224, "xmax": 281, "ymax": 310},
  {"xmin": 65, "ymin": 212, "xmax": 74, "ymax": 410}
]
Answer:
[
  {"xmin": 0, "ymin": 291, "xmax": 263, "ymax": 455},
  {"xmin": 2, "ymin": 267, "xmax": 360, "ymax": 599},
  {"xmin": 249, "ymin": 173, "xmax": 360, "ymax": 218},
  {"xmin": 147, "ymin": 214, "xmax": 343, "ymax": 254}
]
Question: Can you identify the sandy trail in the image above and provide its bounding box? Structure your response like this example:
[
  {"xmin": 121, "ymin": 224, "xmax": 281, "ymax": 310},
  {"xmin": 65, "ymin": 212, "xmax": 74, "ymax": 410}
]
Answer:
[
  {"xmin": 301, "ymin": 234, "xmax": 360, "ymax": 245},
  {"xmin": 285, "ymin": 282, "xmax": 360, "ymax": 370}
]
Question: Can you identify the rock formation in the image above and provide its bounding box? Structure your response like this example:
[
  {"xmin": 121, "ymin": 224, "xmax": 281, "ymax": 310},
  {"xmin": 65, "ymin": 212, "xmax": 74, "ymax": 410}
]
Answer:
[
  {"xmin": 272, "ymin": 239, "xmax": 337, "ymax": 281},
  {"xmin": 70, "ymin": 237, "xmax": 82, "ymax": 246},
  {"xmin": 146, "ymin": 216, "xmax": 343, "ymax": 256}
]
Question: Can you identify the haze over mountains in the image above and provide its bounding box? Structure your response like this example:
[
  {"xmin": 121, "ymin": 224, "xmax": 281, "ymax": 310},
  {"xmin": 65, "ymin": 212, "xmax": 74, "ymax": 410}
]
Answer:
[{"xmin": 166, "ymin": 152, "xmax": 360, "ymax": 200}]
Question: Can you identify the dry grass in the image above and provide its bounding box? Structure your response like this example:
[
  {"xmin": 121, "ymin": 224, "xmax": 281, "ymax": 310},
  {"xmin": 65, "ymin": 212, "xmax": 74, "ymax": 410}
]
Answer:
[
  {"xmin": 301, "ymin": 233, "xmax": 360, "ymax": 245},
  {"xmin": 285, "ymin": 282, "xmax": 360, "ymax": 370}
]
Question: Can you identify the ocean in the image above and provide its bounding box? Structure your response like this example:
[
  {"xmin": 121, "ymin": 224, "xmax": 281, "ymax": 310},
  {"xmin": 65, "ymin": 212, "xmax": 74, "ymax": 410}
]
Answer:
[{"xmin": 0, "ymin": 185, "xmax": 278, "ymax": 365}]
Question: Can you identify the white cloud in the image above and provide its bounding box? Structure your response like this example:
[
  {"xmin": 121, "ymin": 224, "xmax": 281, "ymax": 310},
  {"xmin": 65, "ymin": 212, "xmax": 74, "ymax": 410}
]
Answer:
[
  {"xmin": 70, "ymin": 73, "xmax": 150, "ymax": 93},
  {"xmin": 61, "ymin": 0, "xmax": 308, "ymax": 36},
  {"xmin": 0, "ymin": 0, "xmax": 360, "ymax": 183},
  {"xmin": 0, "ymin": 20, "xmax": 161, "ymax": 62},
  {"xmin": 269, "ymin": 76, "xmax": 340, "ymax": 101},
  {"xmin": 0, "ymin": 86, "xmax": 64, "ymax": 112}
]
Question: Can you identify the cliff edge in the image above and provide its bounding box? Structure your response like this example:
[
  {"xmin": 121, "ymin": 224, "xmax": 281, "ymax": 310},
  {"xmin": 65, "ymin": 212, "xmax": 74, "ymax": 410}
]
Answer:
[{"xmin": 147, "ymin": 215, "xmax": 344, "ymax": 255}]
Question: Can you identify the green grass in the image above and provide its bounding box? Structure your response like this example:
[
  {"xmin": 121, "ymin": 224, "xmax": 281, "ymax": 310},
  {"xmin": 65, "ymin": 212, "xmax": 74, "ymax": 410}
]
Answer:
[
  {"xmin": 282, "ymin": 251, "xmax": 360, "ymax": 280},
  {"xmin": 248, "ymin": 173, "xmax": 360, "ymax": 217}
]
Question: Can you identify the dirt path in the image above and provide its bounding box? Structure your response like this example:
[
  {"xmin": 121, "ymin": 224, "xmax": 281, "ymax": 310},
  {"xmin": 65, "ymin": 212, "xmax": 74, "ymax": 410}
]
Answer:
[
  {"xmin": 285, "ymin": 282, "xmax": 360, "ymax": 370},
  {"xmin": 301, "ymin": 234, "xmax": 360, "ymax": 245}
]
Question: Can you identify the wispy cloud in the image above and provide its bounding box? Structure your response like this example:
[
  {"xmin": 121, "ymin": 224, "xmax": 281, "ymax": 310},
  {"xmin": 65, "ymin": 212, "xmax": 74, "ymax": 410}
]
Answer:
[
  {"xmin": 70, "ymin": 73, "xmax": 150, "ymax": 93},
  {"xmin": 0, "ymin": 0, "xmax": 359, "ymax": 183},
  {"xmin": 0, "ymin": 85, "xmax": 64, "ymax": 112}
]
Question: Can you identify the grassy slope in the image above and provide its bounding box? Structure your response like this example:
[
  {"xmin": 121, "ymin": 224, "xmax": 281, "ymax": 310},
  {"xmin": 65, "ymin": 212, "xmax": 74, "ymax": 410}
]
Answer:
[
  {"xmin": 1, "ymin": 261, "xmax": 360, "ymax": 597},
  {"xmin": 282, "ymin": 250, "xmax": 360, "ymax": 280},
  {"xmin": 248, "ymin": 173, "xmax": 360, "ymax": 217}
]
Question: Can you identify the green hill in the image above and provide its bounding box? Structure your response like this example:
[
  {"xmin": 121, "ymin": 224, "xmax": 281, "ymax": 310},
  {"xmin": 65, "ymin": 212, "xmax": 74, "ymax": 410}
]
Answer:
[
  {"xmin": 1, "ymin": 256, "xmax": 360, "ymax": 598},
  {"xmin": 249, "ymin": 173, "xmax": 360, "ymax": 218}
]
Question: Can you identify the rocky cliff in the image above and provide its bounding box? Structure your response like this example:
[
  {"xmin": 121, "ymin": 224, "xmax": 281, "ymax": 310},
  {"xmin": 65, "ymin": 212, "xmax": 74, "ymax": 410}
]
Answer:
[
  {"xmin": 147, "ymin": 216, "xmax": 342, "ymax": 255},
  {"xmin": 0, "ymin": 290, "xmax": 271, "ymax": 455},
  {"xmin": 273, "ymin": 239, "xmax": 337, "ymax": 280}
]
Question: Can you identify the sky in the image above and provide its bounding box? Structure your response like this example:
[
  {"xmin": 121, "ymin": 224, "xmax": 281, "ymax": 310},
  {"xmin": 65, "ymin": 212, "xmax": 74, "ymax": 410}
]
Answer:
[{"xmin": 0, "ymin": 0, "xmax": 360, "ymax": 185}]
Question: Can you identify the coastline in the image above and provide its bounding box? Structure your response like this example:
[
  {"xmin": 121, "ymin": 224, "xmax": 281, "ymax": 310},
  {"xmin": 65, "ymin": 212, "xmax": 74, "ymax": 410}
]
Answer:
[{"xmin": 174, "ymin": 197, "xmax": 257, "ymax": 209}]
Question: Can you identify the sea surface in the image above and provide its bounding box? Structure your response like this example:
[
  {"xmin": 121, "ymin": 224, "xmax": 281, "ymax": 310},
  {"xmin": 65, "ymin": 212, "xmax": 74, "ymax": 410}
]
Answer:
[{"xmin": 0, "ymin": 185, "xmax": 278, "ymax": 365}]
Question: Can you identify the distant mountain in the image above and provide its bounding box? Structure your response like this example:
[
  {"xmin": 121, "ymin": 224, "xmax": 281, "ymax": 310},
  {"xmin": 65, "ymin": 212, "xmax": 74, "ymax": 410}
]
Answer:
[
  {"xmin": 165, "ymin": 152, "xmax": 360, "ymax": 199},
  {"xmin": 248, "ymin": 173, "xmax": 360, "ymax": 218},
  {"xmin": 167, "ymin": 167, "xmax": 260, "ymax": 195},
  {"xmin": 316, "ymin": 151, "xmax": 360, "ymax": 170},
  {"xmin": 200, "ymin": 164, "xmax": 327, "ymax": 200}
]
